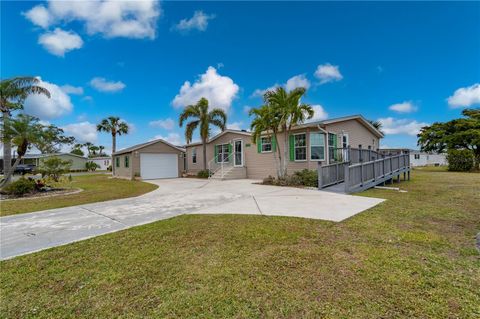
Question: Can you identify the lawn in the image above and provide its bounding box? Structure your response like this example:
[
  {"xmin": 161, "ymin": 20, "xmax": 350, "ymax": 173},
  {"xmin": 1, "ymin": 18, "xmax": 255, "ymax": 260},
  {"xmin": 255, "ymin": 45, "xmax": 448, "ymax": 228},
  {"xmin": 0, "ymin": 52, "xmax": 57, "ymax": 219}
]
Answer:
[
  {"xmin": 0, "ymin": 174, "xmax": 158, "ymax": 217},
  {"xmin": 1, "ymin": 169, "xmax": 479, "ymax": 318}
]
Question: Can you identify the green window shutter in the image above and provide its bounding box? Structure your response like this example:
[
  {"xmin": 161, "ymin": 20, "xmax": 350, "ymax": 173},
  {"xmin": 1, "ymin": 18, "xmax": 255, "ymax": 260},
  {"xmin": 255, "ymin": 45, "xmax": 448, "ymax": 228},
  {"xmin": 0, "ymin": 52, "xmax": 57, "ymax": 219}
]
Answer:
[
  {"xmin": 228, "ymin": 143, "xmax": 232, "ymax": 156},
  {"xmin": 214, "ymin": 145, "xmax": 218, "ymax": 163},
  {"xmin": 257, "ymin": 138, "xmax": 262, "ymax": 153},
  {"xmin": 289, "ymin": 135, "xmax": 295, "ymax": 161},
  {"xmin": 272, "ymin": 136, "xmax": 277, "ymax": 152}
]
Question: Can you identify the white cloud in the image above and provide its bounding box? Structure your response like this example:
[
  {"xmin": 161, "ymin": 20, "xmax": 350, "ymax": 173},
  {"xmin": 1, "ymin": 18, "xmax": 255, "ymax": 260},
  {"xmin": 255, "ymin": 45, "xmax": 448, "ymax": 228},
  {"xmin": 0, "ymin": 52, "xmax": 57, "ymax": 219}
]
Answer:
[
  {"xmin": 90, "ymin": 77, "xmax": 126, "ymax": 93},
  {"xmin": 172, "ymin": 66, "xmax": 239, "ymax": 112},
  {"xmin": 61, "ymin": 84, "xmax": 84, "ymax": 95},
  {"xmin": 38, "ymin": 28, "xmax": 83, "ymax": 56},
  {"xmin": 149, "ymin": 118, "xmax": 175, "ymax": 130},
  {"xmin": 447, "ymin": 83, "xmax": 480, "ymax": 108},
  {"xmin": 252, "ymin": 74, "xmax": 311, "ymax": 98},
  {"xmin": 285, "ymin": 74, "xmax": 311, "ymax": 91},
  {"xmin": 62, "ymin": 121, "xmax": 98, "ymax": 143},
  {"xmin": 25, "ymin": 0, "xmax": 160, "ymax": 39},
  {"xmin": 23, "ymin": 5, "xmax": 52, "ymax": 28},
  {"xmin": 389, "ymin": 101, "xmax": 417, "ymax": 113},
  {"xmin": 151, "ymin": 133, "xmax": 182, "ymax": 145},
  {"xmin": 24, "ymin": 77, "xmax": 73, "ymax": 119},
  {"xmin": 314, "ymin": 63, "xmax": 343, "ymax": 84},
  {"xmin": 172, "ymin": 11, "xmax": 215, "ymax": 33},
  {"xmin": 227, "ymin": 121, "xmax": 244, "ymax": 130},
  {"xmin": 309, "ymin": 104, "xmax": 329, "ymax": 121},
  {"xmin": 378, "ymin": 117, "xmax": 429, "ymax": 136}
]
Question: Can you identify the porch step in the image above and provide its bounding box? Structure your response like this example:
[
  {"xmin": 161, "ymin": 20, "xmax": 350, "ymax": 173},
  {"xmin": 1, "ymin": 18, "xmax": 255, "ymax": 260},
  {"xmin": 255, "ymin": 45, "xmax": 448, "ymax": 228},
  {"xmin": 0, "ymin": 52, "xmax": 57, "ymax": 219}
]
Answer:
[{"xmin": 210, "ymin": 167, "xmax": 247, "ymax": 180}]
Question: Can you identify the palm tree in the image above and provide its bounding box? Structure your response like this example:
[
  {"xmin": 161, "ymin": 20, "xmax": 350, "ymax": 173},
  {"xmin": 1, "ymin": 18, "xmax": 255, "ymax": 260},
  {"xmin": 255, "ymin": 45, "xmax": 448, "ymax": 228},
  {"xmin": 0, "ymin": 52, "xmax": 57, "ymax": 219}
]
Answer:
[
  {"xmin": 0, "ymin": 77, "xmax": 50, "ymax": 184},
  {"xmin": 179, "ymin": 97, "xmax": 227, "ymax": 171},
  {"xmin": 97, "ymin": 117, "xmax": 129, "ymax": 175},
  {"xmin": 368, "ymin": 120, "xmax": 384, "ymax": 134},
  {"xmin": 83, "ymin": 142, "xmax": 94, "ymax": 156},
  {"xmin": 249, "ymin": 104, "xmax": 282, "ymax": 178},
  {"xmin": 1, "ymin": 115, "xmax": 45, "ymax": 187},
  {"xmin": 98, "ymin": 145, "xmax": 105, "ymax": 156},
  {"xmin": 263, "ymin": 87, "xmax": 313, "ymax": 177}
]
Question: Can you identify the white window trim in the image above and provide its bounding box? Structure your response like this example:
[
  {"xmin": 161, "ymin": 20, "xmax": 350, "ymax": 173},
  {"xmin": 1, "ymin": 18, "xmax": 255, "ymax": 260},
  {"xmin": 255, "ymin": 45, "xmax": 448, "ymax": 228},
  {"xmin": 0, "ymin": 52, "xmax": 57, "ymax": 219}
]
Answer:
[
  {"xmin": 217, "ymin": 143, "xmax": 230, "ymax": 163},
  {"xmin": 192, "ymin": 147, "xmax": 197, "ymax": 164},
  {"xmin": 310, "ymin": 132, "xmax": 326, "ymax": 161},
  {"xmin": 294, "ymin": 132, "xmax": 307, "ymax": 162},
  {"xmin": 261, "ymin": 136, "xmax": 273, "ymax": 153},
  {"xmin": 342, "ymin": 133, "xmax": 349, "ymax": 148}
]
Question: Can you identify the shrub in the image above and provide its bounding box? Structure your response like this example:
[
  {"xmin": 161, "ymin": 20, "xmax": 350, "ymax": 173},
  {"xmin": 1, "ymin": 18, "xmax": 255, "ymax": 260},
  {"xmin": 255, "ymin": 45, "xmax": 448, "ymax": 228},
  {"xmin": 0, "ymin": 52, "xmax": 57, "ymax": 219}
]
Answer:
[
  {"xmin": 3, "ymin": 178, "xmax": 36, "ymax": 196},
  {"xmin": 447, "ymin": 149, "xmax": 475, "ymax": 172},
  {"xmin": 85, "ymin": 161, "xmax": 100, "ymax": 172},
  {"xmin": 197, "ymin": 170, "xmax": 210, "ymax": 178},
  {"xmin": 107, "ymin": 165, "xmax": 112, "ymax": 172},
  {"xmin": 262, "ymin": 175, "xmax": 275, "ymax": 185},
  {"xmin": 293, "ymin": 169, "xmax": 318, "ymax": 187},
  {"xmin": 37, "ymin": 157, "xmax": 73, "ymax": 182}
]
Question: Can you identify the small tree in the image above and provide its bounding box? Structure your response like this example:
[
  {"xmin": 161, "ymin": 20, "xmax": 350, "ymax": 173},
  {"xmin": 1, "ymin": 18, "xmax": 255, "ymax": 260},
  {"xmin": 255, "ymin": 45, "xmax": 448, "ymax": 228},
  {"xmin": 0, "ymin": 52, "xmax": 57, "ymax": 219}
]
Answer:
[
  {"xmin": 97, "ymin": 117, "xmax": 129, "ymax": 175},
  {"xmin": 37, "ymin": 157, "xmax": 72, "ymax": 182},
  {"xmin": 86, "ymin": 161, "xmax": 100, "ymax": 171},
  {"xmin": 446, "ymin": 149, "xmax": 475, "ymax": 172},
  {"xmin": 0, "ymin": 114, "xmax": 73, "ymax": 187}
]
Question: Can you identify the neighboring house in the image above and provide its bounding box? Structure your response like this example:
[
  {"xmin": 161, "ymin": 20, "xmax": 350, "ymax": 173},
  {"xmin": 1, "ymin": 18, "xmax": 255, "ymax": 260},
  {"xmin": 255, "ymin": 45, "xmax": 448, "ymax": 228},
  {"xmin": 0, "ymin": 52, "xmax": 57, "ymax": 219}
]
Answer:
[
  {"xmin": 20, "ymin": 153, "xmax": 87, "ymax": 170},
  {"xmin": 410, "ymin": 150, "xmax": 447, "ymax": 167},
  {"xmin": 185, "ymin": 115, "xmax": 384, "ymax": 179},
  {"xmin": 112, "ymin": 139, "xmax": 185, "ymax": 180},
  {"xmin": 380, "ymin": 148, "xmax": 447, "ymax": 167},
  {"xmin": 89, "ymin": 156, "xmax": 112, "ymax": 170}
]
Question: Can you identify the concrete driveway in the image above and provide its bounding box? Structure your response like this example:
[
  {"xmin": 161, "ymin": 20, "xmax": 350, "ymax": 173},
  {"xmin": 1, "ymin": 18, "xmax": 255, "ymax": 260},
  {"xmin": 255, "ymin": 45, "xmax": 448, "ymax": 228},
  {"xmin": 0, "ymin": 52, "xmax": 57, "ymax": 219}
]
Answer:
[{"xmin": 0, "ymin": 179, "xmax": 384, "ymax": 260}]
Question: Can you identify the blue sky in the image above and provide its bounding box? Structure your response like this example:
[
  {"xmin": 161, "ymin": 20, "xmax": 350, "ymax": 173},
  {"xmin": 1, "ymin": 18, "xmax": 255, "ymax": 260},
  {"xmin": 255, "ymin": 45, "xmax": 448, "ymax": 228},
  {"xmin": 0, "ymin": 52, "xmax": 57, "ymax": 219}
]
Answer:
[{"xmin": 2, "ymin": 1, "xmax": 479, "ymax": 152}]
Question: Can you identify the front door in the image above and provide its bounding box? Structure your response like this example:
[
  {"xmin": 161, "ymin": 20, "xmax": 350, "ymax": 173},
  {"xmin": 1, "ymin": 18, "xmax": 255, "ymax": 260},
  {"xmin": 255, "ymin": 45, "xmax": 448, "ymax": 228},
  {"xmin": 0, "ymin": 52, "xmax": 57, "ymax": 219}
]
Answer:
[{"xmin": 234, "ymin": 139, "xmax": 243, "ymax": 167}]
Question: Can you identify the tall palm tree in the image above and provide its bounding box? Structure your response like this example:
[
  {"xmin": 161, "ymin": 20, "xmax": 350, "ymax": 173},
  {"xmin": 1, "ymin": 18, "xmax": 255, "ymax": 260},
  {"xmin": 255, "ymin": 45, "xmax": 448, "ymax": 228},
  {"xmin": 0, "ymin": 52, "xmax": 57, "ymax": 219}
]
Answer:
[
  {"xmin": 249, "ymin": 104, "xmax": 282, "ymax": 178},
  {"xmin": 263, "ymin": 87, "xmax": 313, "ymax": 177},
  {"xmin": 179, "ymin": 97, "xmax": 227, "ymax": 171},
  {"xmin": 97, "ymin": 117, "xmax": 129, "ymax": 175},
  {"xmin": 83, "ymin": 142, "xmax": 94, "ymax": 156},
  {"xmin": 368, "ymin": 120, "xmax": 384, "ymax": 134},
  {"xmin": 0, "ymin": 77, "xmax": 50, "ymax": 183},
  {"xmin": 98, "ymin": 145, "xmax": 105, "ymax": 156}
]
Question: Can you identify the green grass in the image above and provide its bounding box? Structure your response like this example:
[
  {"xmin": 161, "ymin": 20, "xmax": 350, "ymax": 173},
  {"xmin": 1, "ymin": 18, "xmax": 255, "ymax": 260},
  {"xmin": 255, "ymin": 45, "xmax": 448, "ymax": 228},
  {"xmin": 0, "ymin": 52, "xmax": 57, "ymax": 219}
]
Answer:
[
  {"xmin": 1, "ymin": 175, "xmax": 158, "ymax": 217},
  {"xmin": 1, "ymin": 170, "xmax": 479, "ymax": 318}
]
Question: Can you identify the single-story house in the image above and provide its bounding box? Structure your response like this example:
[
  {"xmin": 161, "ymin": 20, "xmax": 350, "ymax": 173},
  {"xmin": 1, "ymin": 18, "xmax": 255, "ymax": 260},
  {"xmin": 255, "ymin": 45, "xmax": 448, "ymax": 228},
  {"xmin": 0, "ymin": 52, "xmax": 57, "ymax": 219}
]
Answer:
[
  {"xmin": 89, "ymin": 156, "xmax": 112, "ymax": 170},
  {"xmin": 19, "ymin": 153, "xmax": 88, "ymax": 170},
  {"xmin": 112, "ymin": 139, "xmax": 185, "ymax": 180},
  {"xmin": 380, "ymin": 148, "xmax": 447, "ymax": 167},
  {"xmin": 185, "ymin": 115, "xmax": 384, "ymax": 179}
]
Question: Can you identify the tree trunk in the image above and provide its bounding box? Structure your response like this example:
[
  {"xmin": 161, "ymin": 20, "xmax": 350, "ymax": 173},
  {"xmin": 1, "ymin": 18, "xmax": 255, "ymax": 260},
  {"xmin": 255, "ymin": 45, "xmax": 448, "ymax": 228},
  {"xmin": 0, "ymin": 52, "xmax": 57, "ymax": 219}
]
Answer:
[
  {"xmin": 282, "ymin": 128, "xmax": 289, "ymax": 178},
  {"xmin": 202, "ymin": 138, "xmax": 207, "ymax": 171},
  {"xmin": 1, "ymin": 110, "xmax": 12, "ymax": 186},
  {"xmin": 0, "ymin": 156, "xmax": 21, "ymax": 188},
  {"xmin": 112, "ymin": 133, "xmax": 116, "ymax": 176},
  {"xmin": 273, "ymin": 132, "xmax": 282, "ymax": 179}
]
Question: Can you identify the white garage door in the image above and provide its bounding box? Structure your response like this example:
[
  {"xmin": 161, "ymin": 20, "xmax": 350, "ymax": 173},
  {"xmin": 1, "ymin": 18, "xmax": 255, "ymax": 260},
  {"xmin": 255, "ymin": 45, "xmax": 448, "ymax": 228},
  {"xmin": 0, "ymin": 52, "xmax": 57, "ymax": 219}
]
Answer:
[{"xmin": 140, "ymin": 153, "xmax": 178, "ymax": 179}]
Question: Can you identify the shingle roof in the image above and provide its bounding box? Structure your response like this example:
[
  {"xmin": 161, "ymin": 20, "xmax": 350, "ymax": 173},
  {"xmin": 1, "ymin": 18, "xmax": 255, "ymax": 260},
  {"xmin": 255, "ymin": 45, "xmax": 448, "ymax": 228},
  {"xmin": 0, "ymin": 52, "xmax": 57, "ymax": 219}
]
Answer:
[{"xmin": 113, "ymin": 139, "xmax": 185, "ymax": 155}]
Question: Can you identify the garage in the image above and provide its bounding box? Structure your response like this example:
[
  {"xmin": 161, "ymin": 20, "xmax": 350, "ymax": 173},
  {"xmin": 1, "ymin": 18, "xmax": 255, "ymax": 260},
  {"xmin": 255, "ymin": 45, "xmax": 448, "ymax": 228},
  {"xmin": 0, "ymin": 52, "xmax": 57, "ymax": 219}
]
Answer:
[
  {"xmin": 140, "ymin": 153, "xmax": 178, "ymax": 179},
  {"xmin": 112, "ymin": 139, "xmax": 185, "ymax": 180}
]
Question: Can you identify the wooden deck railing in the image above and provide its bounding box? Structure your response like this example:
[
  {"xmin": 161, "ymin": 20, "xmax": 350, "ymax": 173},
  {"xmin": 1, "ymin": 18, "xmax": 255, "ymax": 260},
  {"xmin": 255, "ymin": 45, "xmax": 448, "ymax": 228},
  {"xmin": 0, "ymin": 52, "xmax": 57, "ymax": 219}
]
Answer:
[{"xmin": 318, "ymin": 151, "xmax": 411, "ymax": 193}]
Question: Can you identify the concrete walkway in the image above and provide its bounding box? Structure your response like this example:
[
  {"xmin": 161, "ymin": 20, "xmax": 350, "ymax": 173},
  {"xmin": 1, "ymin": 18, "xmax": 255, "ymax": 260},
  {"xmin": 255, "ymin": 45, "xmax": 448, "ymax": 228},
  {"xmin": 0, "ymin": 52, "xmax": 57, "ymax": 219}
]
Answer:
[{"xmin": 0, "ymin": 179, "xmax": 385, "ymax": 260}]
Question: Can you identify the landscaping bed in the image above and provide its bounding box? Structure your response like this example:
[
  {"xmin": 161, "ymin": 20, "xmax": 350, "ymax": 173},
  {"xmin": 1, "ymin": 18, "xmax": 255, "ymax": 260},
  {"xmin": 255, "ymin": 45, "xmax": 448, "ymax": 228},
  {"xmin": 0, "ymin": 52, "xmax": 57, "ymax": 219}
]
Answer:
[{"xmin": 0, "ymin": 174, "xmax": 158, "ymax": 217}]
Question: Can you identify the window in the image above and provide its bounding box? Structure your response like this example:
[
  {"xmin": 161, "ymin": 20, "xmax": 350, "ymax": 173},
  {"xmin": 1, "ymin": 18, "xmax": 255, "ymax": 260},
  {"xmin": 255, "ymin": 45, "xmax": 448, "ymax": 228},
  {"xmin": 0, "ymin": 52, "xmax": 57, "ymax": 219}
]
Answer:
[
  {"xmin": 294, "ymin": 133, "xmax": 307, "ymax": 161},
  {"xmin": 310, "ymin": 132, "xmax": 325, "ymax": 161},
  {"xmin": 115, "ymin": 157, "xmax": 120, "ymax": 168},
  {"xmin": 124, "ymin": 155, "xmax": 129, "ymax": 168},
  {"xmin": 414, "ymin": 154, "xmax": 420, "ymax": 159},
  {"xmin": 217, "ymin": 144, "xmax": 230, "ymax": 163},
  {"xmin": 261, "ymin": 137, "xmax": 272, "ymax": 152},
  {"xmin": 368, "ymin": 145, "xmax": 372, "ymax": 150},
  {"xmin": 328, "ymin": 133, "xmax": 337, "ymax": 161},
  {"xmin": 192, "ymin": 148, "xmax": 197, "ymax": 164},
  {"xmin": 342, "ymin": 134, "xmax": 349, "ymax": 148}
]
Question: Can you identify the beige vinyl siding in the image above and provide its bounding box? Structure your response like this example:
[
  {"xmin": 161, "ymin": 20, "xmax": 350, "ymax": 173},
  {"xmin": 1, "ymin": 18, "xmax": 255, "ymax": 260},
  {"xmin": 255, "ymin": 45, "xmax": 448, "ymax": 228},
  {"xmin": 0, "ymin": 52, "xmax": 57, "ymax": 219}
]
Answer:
[
  {"xmin": 39, "ymin": 154, "xmax": 87, "ymax": 171},
  {"xmin": 114, "ymin": 140, "xmax": 184, "ymax": 179},
  {"xmin": 325, "ymin": 119, "xmax": 380, "ymax": 150}
]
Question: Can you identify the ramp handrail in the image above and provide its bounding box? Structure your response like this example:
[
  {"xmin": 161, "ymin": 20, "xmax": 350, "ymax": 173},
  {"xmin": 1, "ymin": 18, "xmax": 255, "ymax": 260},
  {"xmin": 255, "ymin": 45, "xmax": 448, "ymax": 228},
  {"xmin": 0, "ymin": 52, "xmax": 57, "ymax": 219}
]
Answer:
[{"xmin": 208, "ymin": 152, "xmax": 234, "ymax": 179}]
